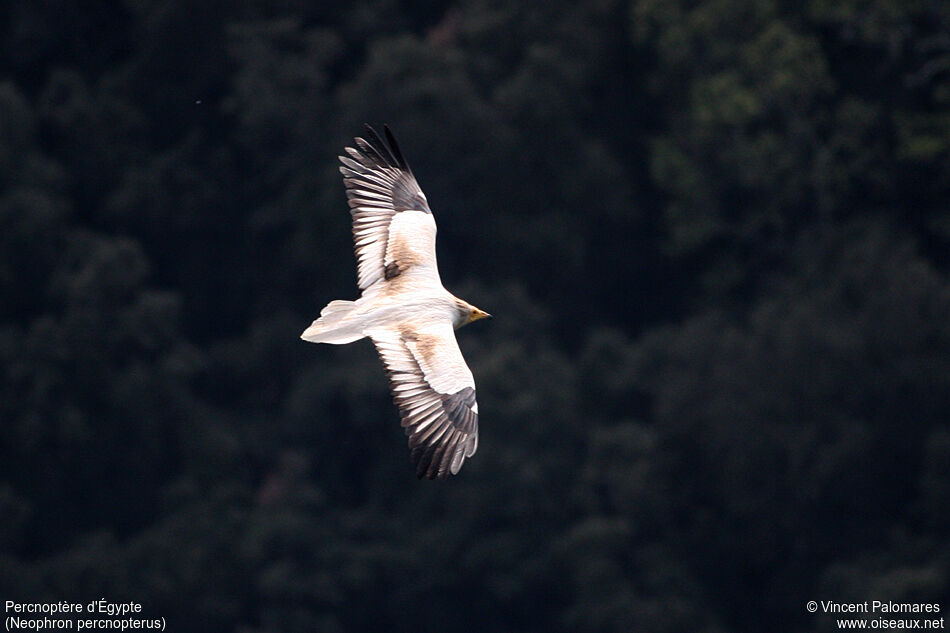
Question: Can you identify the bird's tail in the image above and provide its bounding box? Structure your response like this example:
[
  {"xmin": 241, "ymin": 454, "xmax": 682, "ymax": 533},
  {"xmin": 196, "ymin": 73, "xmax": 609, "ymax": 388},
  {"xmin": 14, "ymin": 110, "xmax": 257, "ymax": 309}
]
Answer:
[{"xmin": 300, "ymin": 299, "xmax": 365, "ymax": 344}]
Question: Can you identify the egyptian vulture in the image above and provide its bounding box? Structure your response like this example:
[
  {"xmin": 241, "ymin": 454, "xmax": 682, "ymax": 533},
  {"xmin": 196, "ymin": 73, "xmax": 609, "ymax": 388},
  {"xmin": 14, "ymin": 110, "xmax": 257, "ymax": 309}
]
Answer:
[{"xmin": 301, "ymin": 125, "xmax": 490, "ymax": 479}]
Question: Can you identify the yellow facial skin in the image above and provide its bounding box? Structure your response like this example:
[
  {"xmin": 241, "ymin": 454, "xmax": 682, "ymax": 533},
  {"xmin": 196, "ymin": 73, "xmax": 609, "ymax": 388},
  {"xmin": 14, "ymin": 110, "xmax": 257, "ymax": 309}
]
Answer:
[{"xmin": 465, "ymin": 308, "xmax": 492, "ymax": 324}]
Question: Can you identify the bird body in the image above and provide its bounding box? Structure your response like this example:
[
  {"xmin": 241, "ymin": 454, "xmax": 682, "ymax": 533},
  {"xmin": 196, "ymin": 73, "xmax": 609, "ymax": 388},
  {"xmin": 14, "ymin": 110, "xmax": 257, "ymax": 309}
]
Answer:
[
  {"xmin": 301, "ymin": 284, "xmax": 473, "ymax": 345},
  {"xmin": 301, "ymin": 126, "xmax": 489, "ymax": 479}
]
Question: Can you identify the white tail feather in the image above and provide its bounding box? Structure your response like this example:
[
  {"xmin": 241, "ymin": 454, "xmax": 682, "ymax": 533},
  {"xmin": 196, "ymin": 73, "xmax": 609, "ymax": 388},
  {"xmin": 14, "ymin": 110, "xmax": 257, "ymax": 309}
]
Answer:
[
  {"xmin": 301, "ymin": 299, "xmax": 365, "ymax": 344},
  {"xmin": 320, "ymin": 299, "xmax": 354, "ymax": 317}
]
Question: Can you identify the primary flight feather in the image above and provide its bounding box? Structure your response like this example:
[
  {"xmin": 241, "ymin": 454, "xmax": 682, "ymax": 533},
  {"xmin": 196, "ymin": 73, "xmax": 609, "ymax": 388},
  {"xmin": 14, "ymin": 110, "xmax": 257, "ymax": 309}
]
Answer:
[{"xmin": 301, "ymin": 126, "xmax": 490, "ymax": 479}]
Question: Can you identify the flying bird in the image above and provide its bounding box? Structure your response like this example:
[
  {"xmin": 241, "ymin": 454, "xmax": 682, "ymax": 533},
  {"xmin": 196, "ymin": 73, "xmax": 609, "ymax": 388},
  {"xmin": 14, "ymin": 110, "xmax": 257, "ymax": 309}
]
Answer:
[{"xmin": 301, "ymin": 126, "xmax": 491, "ymax": 479}]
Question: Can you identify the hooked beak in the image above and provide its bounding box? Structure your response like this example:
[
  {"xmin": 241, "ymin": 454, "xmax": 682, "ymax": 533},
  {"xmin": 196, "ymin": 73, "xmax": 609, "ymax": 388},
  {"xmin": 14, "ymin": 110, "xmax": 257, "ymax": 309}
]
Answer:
[{"xmin": 468, "ymin": 308, "xmax": 492, "ymax": 323}]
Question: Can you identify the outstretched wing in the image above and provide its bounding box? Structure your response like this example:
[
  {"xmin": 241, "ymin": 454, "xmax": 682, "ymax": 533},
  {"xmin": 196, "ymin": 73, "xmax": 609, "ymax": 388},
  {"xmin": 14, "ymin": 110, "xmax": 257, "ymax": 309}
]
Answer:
[
  {"xmin": 369, "ymin": 322, "xmax": 479, "ymax": 479},
  {"xmin": 339, "ymin": 125, "xmax": 440, "ymax": 290}
]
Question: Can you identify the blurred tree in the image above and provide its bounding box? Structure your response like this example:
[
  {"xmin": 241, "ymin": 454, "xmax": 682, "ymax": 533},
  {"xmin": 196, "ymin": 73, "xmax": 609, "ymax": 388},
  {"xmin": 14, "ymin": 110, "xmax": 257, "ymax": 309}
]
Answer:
[{"xmin": 629, "ymin": 222, "xmax": 950, "ymax": 631}]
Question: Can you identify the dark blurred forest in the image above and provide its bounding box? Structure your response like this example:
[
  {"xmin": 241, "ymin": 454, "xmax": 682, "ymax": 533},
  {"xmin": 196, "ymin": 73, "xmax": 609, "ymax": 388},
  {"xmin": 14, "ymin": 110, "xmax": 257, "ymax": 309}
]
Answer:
[{"xmin": 2, "ymin": 0, "xmax": 950, "ymax": 631}]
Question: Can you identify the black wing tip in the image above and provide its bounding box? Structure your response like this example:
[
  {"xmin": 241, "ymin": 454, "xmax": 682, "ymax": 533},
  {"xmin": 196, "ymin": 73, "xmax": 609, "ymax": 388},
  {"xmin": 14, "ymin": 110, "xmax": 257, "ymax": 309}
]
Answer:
[
  {"xmin": 382, "ymin": 125, "xmax": 408, "ymax": 170},
  {"xmin": 411, "ymin": 429, "xmax": 471, "ymax": 480},
  {"xmin": 358, "ymin": 123, "xmax": 410, "ymax": 172},
  {"xmin": 412, "ymin": 434, "xmax": 445, "ymax": 479}
]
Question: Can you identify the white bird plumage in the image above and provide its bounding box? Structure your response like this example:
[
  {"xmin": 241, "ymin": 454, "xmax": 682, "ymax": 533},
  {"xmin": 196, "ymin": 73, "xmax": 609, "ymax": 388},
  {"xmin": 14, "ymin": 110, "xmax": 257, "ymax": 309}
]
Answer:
[{"xmin": 301, "ymin": 126, "xmax": 490, "ymax": 479}]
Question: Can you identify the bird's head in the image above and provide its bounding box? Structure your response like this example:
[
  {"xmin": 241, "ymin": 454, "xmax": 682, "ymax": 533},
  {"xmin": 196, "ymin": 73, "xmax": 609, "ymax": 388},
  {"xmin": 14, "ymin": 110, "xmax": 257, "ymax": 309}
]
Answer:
[{"xmin": 454, "ymin": 298, "xmax": 492, "ymax": 329}]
